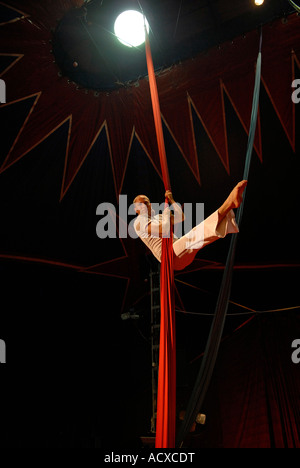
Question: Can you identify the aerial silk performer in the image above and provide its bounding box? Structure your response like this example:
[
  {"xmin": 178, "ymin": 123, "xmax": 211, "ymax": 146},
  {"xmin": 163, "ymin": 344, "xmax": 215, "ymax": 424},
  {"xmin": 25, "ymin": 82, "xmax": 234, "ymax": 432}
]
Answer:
[{"xmin": 140, "ymin": 17, "xmax": 250, "ymax": 449}]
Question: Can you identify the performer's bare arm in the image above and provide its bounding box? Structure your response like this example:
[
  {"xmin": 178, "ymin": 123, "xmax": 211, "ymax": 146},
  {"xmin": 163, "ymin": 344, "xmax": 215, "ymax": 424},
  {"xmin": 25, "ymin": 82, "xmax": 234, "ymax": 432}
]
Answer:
[
  {"xmin": 145, "ymin": 190, "xmax": 185, "ymax": 237},
  {"xmin": 165, "ymin": 190, "xmax": 185, "ymax": 224}
]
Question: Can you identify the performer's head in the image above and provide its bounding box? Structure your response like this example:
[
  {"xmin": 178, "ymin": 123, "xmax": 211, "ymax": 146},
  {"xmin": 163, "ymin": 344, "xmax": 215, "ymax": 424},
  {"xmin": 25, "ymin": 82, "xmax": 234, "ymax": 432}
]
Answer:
[{"xmin": 133, "ymin": 195, "xmax": 151, "ymax": 216}]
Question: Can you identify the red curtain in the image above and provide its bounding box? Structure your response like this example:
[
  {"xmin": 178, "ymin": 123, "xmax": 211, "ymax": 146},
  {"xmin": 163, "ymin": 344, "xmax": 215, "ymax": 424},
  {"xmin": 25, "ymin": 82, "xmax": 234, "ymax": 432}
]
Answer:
[
  {"xmin": 192, "ymin": 312, "xmax": 300, "ymax": 448},
  {"xmin": 145, "ymin": 30, "xmax": 176, "ymax": 448}
]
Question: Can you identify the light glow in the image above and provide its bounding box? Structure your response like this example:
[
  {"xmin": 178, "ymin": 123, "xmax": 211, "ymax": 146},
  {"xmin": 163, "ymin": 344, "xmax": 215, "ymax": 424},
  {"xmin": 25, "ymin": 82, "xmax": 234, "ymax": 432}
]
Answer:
[
  {"xmin": 254, "ymin": 0, "xmax": 264, "ymax": 5},
  {"xmin": 114, "ymin": 10, "xmax": 149, "ymax": 48}
]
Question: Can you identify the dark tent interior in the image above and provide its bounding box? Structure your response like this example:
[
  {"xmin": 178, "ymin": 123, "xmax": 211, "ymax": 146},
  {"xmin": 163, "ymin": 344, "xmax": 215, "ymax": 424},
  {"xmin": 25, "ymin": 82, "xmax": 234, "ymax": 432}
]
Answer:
[{"xmin": 0, "ymin": 0, "xmax": 300, "ymax": 449}]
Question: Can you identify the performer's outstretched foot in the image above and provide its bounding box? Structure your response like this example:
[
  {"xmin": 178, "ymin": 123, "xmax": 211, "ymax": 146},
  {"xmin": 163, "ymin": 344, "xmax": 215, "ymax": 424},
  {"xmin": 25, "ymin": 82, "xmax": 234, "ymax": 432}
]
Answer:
[
  {"xmin": 229, "ymin": 180, "xmax": 248, "ymax": 209},
  {"xmin": 218, "ymin": 180, "xmax": 247, "ymax": 220}
]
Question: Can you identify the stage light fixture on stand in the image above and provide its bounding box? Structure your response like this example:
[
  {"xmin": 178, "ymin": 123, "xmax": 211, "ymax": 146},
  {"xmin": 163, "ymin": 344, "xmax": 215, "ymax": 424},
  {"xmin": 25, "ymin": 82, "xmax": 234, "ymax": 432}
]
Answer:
[{"xmin": 114, "ymin": 10, "xmax": 149, "ymax": 47}]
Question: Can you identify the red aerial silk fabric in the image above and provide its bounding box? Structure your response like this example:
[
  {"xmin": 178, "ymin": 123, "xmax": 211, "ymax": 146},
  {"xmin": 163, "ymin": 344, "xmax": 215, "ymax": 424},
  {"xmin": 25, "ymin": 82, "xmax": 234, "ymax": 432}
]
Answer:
[{"xmin": 145, "ymin": 30, "xmax": 176, "ymax": 448}]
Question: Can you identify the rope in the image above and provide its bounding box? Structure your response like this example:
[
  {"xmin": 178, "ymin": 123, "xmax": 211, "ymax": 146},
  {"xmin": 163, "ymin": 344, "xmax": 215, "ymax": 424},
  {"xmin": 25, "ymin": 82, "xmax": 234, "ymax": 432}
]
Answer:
[
  {"xmin": 176, "ymin": 305, "xmax": 300, "ymax": 317},
  {"xmin": 173, "ymin": 0, "xmax": 183, "ymax": 39},
  {"xmin": 288, "ymin": 0, "xmax": 300, "ymax": 13}
]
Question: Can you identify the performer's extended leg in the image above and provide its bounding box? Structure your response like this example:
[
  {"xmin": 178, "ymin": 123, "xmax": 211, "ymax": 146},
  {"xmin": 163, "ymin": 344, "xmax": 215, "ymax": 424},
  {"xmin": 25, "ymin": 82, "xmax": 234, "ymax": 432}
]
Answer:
[
  {"xmin": 172, "ymin": 181, "xmax": 247, "ymax": 271},
  {"xmin": 173, "ymin": 210, "xmax": 238, "ymax": 270}
]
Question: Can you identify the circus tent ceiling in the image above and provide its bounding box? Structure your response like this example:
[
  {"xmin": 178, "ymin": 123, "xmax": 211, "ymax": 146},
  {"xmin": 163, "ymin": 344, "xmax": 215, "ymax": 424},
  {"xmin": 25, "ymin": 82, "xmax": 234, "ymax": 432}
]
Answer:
[{"xmin": 0, "ymin": 0, "xmax": 300, "ymax": 447}]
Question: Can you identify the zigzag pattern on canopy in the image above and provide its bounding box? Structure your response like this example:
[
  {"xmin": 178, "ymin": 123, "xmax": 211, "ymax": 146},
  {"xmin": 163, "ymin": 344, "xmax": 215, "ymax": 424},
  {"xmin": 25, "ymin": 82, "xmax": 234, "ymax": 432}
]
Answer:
[{"xmin": 0, "ymin": 1, "xmax": 299, "ymax": 199}]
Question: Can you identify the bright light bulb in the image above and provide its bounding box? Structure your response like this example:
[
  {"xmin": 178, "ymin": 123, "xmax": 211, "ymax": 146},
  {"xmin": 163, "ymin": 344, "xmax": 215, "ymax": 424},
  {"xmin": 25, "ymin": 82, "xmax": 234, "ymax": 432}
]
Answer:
[
  {"xmin": 254, "ymin": 0, "xmax": 264, "ymax": 5},
  {"xmin": 114, "ymin": 10, "xmax": 149, "ymax": 48}
]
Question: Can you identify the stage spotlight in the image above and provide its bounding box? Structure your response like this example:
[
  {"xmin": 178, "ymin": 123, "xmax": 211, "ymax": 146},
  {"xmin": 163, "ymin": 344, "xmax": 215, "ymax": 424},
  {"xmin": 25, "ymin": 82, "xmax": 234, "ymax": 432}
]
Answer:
[
  {"xmin": 114, "ymin": 10, "xmax": 149, "ymax": 47},
  {"xmin": 254, "ymin": 0, "xmax": 264, "ymax": 5}
]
